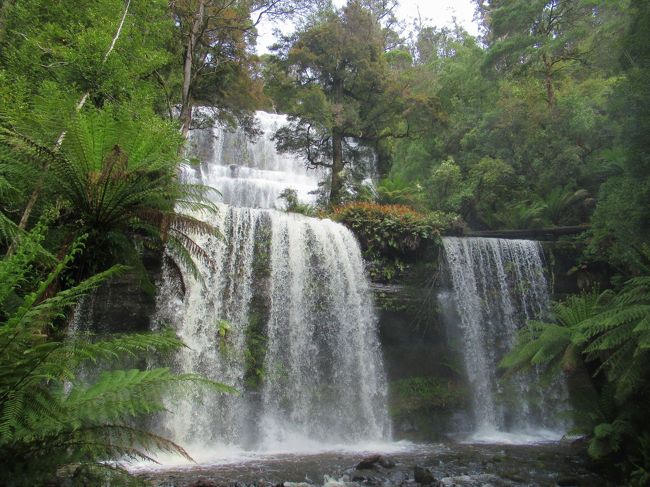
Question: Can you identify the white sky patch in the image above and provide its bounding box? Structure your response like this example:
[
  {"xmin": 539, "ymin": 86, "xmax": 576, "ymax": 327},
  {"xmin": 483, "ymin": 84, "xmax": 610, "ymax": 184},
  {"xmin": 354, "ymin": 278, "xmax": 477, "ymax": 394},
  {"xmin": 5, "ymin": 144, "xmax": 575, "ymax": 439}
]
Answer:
[
  {"xmin": 395, "ymin": 0, "xmax": 478, "ymax": 35},
  {"xmin": 255, "ymin": 0, "xmax": 479, "ymax": 54}
]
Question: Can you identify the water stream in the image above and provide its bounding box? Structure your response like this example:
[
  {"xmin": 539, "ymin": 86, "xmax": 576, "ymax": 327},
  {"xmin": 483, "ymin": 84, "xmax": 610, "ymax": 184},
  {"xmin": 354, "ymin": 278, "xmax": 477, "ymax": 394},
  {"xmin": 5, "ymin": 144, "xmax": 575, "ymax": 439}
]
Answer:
[
  {"xmin": 153, "ymin": 112, "xmax": 390, "ymax": 459},
  {"xmin": 441, "ymin": 237, "xmax": 566, "ymax": 442}
]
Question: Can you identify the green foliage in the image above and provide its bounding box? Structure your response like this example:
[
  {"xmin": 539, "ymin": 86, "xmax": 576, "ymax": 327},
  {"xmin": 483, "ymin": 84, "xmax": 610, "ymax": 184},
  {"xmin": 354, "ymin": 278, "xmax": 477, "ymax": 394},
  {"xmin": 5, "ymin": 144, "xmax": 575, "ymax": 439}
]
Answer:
[
  {"xmin": 376, "ymin": 176, "xmax": 425, "ymax": 209},
  {"xmin": 500, "ymin": 200, "xmax": 547, "ymax": 230},
  {"xmin": 0, "ymin": 225, "xmax": 233, "ymax": 486},
  {"xmin": 502, "ymin": 277, "xmax": 650, "ymax": 482},
  {"xmin": 501, "ymin": 293, "xmax": 598, "ymax": 376},
  {"xmin": 542, "ymin": 187, "xmax": 591, "ymax": 226},
  {"xmin": 589, "ymin": 175, "xmax": 650, "ymax": 272},
  {"xmin": 579, "ymin": 276, "xmax": 650, "ymax": 399},
  {"xmin": 427, "ymin": 158, "xmax": 467, "ymax": 213},
  {"xmin": 586, "ymin": 0, "xmax": 650, "ymax": 273},
  {"xmin": 0, "ymin": 0, "xmax": 175, "ymax": 115},
  {"xmin": 267, "ymin": 1, "xmax": 431, "ymax": 203},
  {"xmin": 278, "ymin": 188, "xmax": 315, "ymax": 216},
  {"xmin": 0, "ymin": 107, "xmax": 219, "ymax": 278},
  {"xmin": 243, "ymin": 328, "xmax": 267, "ymax": 390},
  {"xmin": 389, "ymin": 376, "xmax": 467, "ymax": 415},
  {"xmin": 385, "ymin": 4, "xmax": 629, "ymax": 234},
  {"xmin": 330, "ymin": 202, "xmax": 457, "ymax": 281}
]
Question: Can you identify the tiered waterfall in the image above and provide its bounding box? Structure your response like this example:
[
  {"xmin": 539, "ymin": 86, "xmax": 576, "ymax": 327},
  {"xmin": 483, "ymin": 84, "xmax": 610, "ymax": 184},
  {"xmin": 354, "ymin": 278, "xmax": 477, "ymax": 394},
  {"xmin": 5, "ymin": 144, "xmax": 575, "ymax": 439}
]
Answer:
[{"xmin": 154, "ymin": 112, "xmax": 390, "ymax": 454}]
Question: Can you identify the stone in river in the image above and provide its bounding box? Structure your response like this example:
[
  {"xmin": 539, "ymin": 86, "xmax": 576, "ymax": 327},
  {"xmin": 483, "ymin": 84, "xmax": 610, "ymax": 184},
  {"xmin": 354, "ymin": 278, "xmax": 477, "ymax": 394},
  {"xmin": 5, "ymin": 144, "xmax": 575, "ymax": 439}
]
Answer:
[{"xmin": 413, "ymin": 466, "xmax": 437, "ymax": 485}]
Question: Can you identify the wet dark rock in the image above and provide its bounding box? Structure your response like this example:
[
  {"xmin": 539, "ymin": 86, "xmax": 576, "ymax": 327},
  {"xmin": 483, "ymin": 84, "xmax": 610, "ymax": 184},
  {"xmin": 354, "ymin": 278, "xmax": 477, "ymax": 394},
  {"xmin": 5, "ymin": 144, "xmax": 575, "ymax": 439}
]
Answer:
[
  {"xmin": 388, "ymin": 470, "xmax": 407, "ymax": 484},
  {"xmin": 187, "ymin": 480, "xmax": 219, "ymax": 487},
  {"xmin": 378, "ymin": 457, "xmax": 396, "ymax": 469},
  {"xmin": 556, "ymin": 475, "xmax": 581, "ymax": 486},
  {"xmin": 352, "ymin": 468, "xmax": 382, "ymax": 483},
  {"xmin": 356, "ymin": 455, "xmax": 396, "ymax": 470},
  {"xmin": 356, "ymin": 455, "xmax": 382, "ymax": 470},
  {"xmin": 413, "ymin": 466, "xmax": 436, "ymax": 485},
  {"xmin": 559, "ymin": 434, "xmax": 589, "ymax": 449}
]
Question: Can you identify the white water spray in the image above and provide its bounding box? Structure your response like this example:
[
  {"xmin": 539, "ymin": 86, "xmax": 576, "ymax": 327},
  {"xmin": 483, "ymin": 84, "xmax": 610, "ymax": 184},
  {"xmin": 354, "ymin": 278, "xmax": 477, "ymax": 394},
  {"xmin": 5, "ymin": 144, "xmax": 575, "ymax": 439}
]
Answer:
[
  {"xmin": 441, "ymin": 237, "xmax": 566, "ymax": 441},
  {"xmin": 154, "ymin": 112, "xmax": 390, "ymax": 456}
]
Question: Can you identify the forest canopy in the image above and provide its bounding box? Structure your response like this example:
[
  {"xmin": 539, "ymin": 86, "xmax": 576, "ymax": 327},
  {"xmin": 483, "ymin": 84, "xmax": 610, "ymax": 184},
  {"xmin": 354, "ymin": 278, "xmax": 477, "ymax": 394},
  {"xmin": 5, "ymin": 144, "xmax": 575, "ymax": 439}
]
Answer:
[{"xmin": 0, "ymin": 0, "xmax": 649, "ymax": 484}]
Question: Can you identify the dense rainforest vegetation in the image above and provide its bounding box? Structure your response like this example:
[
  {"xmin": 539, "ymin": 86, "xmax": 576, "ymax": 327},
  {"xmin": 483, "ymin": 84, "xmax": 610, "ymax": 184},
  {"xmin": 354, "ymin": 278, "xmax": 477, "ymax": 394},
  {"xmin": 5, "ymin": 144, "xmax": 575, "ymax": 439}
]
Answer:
[{"xmin": 0, "ymin": 0, "xmax": 649, "ymax": 485}]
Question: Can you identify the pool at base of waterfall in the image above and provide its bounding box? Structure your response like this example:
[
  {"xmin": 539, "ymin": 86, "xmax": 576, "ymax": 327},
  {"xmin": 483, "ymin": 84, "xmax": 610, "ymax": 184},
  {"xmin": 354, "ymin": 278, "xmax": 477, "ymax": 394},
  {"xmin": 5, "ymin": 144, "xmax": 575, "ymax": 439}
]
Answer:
[{"xmin": 132, "ymin": 440, "xmax": 611, "ymax": 486}]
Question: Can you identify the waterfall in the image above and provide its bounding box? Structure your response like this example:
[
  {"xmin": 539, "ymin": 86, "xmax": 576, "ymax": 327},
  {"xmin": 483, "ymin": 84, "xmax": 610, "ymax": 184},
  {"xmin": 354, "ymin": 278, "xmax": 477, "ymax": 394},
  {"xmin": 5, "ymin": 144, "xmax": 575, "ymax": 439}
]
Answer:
[
  {"xmin": 184, "ymin": 112, "xmax": 325, "ymax": 209},
  {"xmin": 154, "ymin": 112, "xmax": 389, "ymax": 456},
  {"xmin": 441, "ymin": 237, "xmax": 565, "ymax": 440}
]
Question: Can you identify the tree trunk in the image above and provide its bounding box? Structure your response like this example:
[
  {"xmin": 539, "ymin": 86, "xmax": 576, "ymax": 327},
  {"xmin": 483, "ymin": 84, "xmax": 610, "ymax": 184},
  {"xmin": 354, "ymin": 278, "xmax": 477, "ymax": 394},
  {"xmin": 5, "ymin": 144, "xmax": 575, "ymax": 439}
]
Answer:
[
  {"xmin": 329, "ymin": 129, "xmax": 344, "ymax": 204},
  {"xmin": 179, "ymin": 30, "xmax": 195, "ymax": 137},
  {"xmin": 12, "ymin": 0, "xmax": 132, "ymax": 240},
  {"xmin": 543, "ymin": 54, "xmax": 556, "ymax": 108},
  {"xmin": 179, "ymin": 0, "xmax": 205, "ymax": 138}
]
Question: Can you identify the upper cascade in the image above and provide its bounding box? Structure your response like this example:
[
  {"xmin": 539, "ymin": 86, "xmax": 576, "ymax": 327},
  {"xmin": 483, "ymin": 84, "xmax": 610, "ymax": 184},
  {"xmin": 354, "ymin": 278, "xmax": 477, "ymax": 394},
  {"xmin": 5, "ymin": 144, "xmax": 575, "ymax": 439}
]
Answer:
[{"xmin": 185, "ymin": 111, "xmax": 325, "ymax": 209}]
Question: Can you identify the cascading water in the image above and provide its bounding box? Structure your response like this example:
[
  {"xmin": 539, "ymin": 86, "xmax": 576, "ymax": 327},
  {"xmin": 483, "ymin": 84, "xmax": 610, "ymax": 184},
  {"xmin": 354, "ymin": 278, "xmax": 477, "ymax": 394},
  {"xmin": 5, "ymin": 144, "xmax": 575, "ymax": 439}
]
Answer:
[
  {"xmin": 441, "ymin": 237, "xmax": 566, "ymax": 442},
  {"xmin": 154, "ymin": 112, "xmax": 390, "ymax": 458},
  {"xmin": 184, "ymin": 112, "xmax": 326, "ymax": 208}
]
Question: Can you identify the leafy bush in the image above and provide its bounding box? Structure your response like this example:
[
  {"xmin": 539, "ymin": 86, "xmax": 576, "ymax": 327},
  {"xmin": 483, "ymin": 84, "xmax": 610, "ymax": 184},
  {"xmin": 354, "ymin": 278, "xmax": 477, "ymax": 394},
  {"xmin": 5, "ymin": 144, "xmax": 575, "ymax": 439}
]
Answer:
[
  {"xmin": 389, "ymin": 376, "xmax": 467, "ymax": 415},
  {"xmin": 501, "ymin": 278, "xmax": 650, "ymax": 484},
  {"xmin": 0, "ymin": 224, "xmax": 231, "ymax": 486},
  {"xmin": 330, "ymin": 202, "xmax": 460, "ymax": 281}
]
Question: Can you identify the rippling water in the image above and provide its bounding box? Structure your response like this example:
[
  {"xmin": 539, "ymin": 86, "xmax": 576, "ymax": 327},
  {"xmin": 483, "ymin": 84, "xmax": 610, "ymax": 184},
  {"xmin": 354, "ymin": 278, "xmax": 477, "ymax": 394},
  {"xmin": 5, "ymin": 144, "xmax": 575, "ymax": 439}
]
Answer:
[{"xmin": 133, "ymin": 440, "xmax": 609, "ymax": 487}]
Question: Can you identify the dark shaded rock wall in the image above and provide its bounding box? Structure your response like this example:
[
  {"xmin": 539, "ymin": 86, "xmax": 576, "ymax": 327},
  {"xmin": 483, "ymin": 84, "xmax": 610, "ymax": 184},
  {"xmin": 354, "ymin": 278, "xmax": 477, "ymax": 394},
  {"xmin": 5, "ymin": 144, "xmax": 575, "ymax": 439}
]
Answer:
[
  {"xmin": 373, "ymin": 273, "xmax": 470, "ymax": 441},
  {"xmin": 81, "ymin": 250, "xmax": 164, "ymax": 334},
  {"xmin": 542, "ymin": 241, "xmax": 612, "ymax": 297}
]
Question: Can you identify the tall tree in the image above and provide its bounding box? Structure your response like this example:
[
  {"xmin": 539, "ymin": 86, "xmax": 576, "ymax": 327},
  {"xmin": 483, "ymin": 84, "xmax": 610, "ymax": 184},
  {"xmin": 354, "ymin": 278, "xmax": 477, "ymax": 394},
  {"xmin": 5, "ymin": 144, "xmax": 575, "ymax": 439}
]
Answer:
[
  {"xmin": 480, "ymin": 0, "xmax": 599, "ymax": 107},
  {"xmin": 268, "ymin": 0, "xmax": 422, "ymax": 203},
  {"xmin": 171, "ymin": 0, "xmax": 317, "ymax": 136}
]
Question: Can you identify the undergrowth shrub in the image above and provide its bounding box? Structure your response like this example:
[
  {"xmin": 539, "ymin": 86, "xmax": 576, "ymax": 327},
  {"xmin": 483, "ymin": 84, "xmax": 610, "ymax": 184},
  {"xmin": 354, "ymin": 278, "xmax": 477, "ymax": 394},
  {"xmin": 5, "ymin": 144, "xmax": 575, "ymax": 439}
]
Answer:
[{"xmin": 330, "ymin": 202, "xmax": 460, "ymax": 281}]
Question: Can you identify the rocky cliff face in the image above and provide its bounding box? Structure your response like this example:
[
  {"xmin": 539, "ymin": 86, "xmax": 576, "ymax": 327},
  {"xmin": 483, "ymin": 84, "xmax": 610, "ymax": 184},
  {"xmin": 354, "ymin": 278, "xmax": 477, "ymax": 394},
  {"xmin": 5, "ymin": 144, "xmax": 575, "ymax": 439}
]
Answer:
[
  {"xmin": 368, "ymin": 253, "xmax": 472, "ymax": 441},
  {"xmin": 541, "ymin": 240, "xmax": 611, "ymax": 297}
]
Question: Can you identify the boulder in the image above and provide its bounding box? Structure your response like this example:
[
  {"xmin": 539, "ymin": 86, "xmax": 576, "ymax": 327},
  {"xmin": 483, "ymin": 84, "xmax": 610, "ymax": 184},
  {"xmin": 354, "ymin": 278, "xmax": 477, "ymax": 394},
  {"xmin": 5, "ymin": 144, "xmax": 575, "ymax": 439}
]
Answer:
[
  {"xmin": 413, "ymin": 466, "xmax": 436, "ymax": 485},
  {"xmin": 355, "ymin": 454, "xmax": 396, "ymax": 470},
  {"xmin": 351, "ymin": 468, "xmax": 381, "ymax": 483}
]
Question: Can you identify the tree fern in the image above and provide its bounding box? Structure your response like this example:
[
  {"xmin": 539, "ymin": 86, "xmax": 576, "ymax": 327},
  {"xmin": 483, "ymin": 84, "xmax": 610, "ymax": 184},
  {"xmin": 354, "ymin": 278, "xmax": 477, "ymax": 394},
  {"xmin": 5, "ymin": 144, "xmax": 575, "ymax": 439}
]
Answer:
[
  {"xmin": 501, "ymin": 276, "xmax": 650, "ymax": 480},
  {"xmin": 579, "ymin": 276, "xmax": 650, "ymax": 400},
  {"xmin": 0, "ymin": 107, "xmax": 220, "ymax": 277},
  {"xmin": 543, "ymin": 187, "xmax": 590, "ymax": 226},
  {"xmin": 0, "ymin": 224, "xmax": 233, "ymax": 486},
  {"xmin": 500, "ymin": 292, "xmax": 599, "ymax": 374}
]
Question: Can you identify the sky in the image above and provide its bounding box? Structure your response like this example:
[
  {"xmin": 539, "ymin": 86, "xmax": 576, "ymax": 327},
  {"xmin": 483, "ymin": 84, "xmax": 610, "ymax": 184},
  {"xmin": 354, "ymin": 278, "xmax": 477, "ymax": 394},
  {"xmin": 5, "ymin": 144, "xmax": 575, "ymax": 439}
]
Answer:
[
  {"xmin": 256, "ymin": 0, "xmax": 479, "ymax": 53},
  {"xmin": 385, "ymin": 0, "xmax": 478, "ymax": 35}
]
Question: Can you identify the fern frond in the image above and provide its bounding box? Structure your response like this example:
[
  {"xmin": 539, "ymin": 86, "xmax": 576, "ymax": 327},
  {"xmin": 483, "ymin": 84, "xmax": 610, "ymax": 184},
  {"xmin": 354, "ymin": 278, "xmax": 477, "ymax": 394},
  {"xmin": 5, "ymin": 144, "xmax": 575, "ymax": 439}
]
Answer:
[
  {"xmin": 64, "ymin": 329, "xmax": 185, "ymax": 367},
  {"xmin": 168, "ymin": 227, "xmax": 215, "ymax": 270},
  {"xmin": 584, "ymin": 320, "xmax": 636, "ymax": 354}
]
